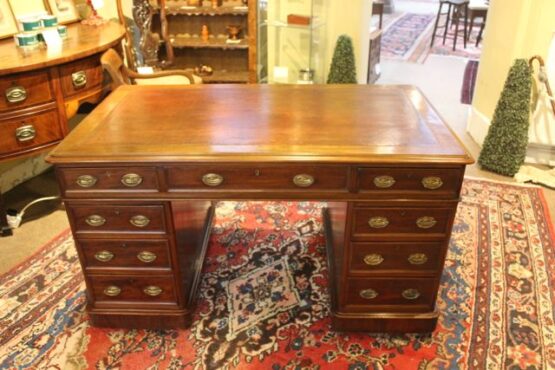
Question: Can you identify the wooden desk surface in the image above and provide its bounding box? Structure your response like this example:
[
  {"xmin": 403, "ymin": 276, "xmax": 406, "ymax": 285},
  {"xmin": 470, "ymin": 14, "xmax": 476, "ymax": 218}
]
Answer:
[
  {"xmin": 47, "ymin": 84, "xmax": 473, "ymax": 165},
  {"xmin": 0, "ymin": 21, "xmax": 125, "ymax": 76}
]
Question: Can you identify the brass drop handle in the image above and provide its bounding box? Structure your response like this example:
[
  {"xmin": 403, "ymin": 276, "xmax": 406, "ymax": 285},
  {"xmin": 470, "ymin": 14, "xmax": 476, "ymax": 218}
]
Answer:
[
  {"xmin": 293, "ymin": 174, "xmax": 315, "ymax": 188},
  {"xmin": 103, "ymin": 285, "xmax": 121, "ymax": 297},
  {"xmin": 422, "ymin": 176, "xmax": 443, "ymax": 190},
  {"xmin": 202, "ymin": 173, "xmax": 224, "ymax": 187},
  {"xmin": 363, "ymin": 254, "xmax": 384, "ymax": 266},
  {"xmin": 402, "ymin": 289, "xmax": 421, "ymax": 300},
  {"xmin": 408, "ymin": 253, "xmax": 428, "ymax": 265},
  {"xmin": 374, "ymin": 175, "xmax": 396, "ymax": 188},
  {"xmin": 121, "ymin": 173, "xmax": 143, "ymax": 187},
  {"xmin": 143, "ymin": 285, "xmax": 163, "ymax": 297},
  {"xmin": 137, "ymin": 251, "xmax": 157, "ymax": 263},
  {"xmin": 15, "ymin": 125, "xmax": 36, "ymax": 142},
  {"xmin": 94, "ymin": 250, "xmax": 114, "ymax": 262},
  {"xmin": 368, "ymin": 216, "xmax": 389, "ymax": 229},
  {"xmin": 130, "ymin": 215, "xmax": 150, "ymax": 228},
  {"xmin": 416, "ymin": 216, "xmax": 437, "ymax": 229},
  {"xmin": 72, "ymin": 71, "xmax": 87, "ymax": 88},
  {"xmin": 6, "ymin": 86, "xmax": 27, "ymax": 103},
  {"xmin": 359, "ymin": 289, "xmax": 379, "ymax": 300},
  {"xmin": 85, "ymin": 214, "xmax": 106, "ymax": 227},
  {"xmin": 76, "ymin": 175, "xmax": 98, "ymax": 188}
]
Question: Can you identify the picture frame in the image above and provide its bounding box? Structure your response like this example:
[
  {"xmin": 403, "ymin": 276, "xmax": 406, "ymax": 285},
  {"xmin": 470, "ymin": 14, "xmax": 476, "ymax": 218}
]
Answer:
[
  {"xmin": 0, "ymin": 0, "xmax": 18, "ymax": 39},
  {"xmin": 8, "ymin": 0, "xmax": 47, "ymax": 20},
  {"xmin": 45, "ymin": 0, "xmax": 79, "ymax": 24}
]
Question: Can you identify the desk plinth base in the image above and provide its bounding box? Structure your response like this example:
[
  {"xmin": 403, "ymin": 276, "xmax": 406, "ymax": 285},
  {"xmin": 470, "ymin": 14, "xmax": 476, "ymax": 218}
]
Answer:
[
  {"xmin": 330, "ymin": 310, "xmax": 439, "ymax": 333},
  {"xmin": 89, "ymin": 308, "xmax": 193, "ymax": 329}
]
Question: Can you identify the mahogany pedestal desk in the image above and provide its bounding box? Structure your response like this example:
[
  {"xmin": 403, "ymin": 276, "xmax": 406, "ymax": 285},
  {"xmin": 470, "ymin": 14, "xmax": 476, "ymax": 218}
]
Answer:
[{"xmin": 47, "ymin": 85, "xmax": 473, "ymax": 333}]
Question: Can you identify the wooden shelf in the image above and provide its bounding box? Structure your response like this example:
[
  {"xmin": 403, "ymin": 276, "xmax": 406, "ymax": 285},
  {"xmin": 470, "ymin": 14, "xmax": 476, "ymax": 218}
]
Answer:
[
  {"xmin": 164, "ymin": 6, "xmax": 249, "ymax": 16},
  {"xmin": 200, "ymin": 70, "xmax": 249, "ymax": 83},
  {"xmin": 171, "ymin": 37, "xmax": 248, "ymax": 50}
]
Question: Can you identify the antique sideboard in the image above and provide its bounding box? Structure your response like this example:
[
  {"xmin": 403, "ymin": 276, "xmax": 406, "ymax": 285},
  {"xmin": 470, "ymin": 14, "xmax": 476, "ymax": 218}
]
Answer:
[{"xmin": 46, "ymin": 85, "xmax": 473, "ymax": 332}]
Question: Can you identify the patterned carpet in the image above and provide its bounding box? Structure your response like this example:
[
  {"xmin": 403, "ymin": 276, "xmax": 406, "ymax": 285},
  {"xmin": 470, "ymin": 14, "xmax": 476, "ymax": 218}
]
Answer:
[{"xmin": 1, "ymin": 179, "xmax": 554, "ymax": 369}]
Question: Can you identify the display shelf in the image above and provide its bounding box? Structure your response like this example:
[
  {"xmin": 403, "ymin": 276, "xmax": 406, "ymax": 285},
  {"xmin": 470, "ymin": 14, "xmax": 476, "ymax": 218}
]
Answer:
[
  {"xmin": 171, "ymin": 36, "xmax": 249, "ymax": 49},
  {"xmin": 260, "ymin": 20, "xmax": 325, "ymax": 30},
  {"xmin": 160, "ymin": 5, "xmax": 249, "ymax": 16}
]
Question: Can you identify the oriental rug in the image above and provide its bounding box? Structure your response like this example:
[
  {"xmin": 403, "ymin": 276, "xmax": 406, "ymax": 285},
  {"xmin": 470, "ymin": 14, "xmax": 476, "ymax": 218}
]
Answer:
[{"xmin": 1, "ymin": 179, "xmax": 554, "ymax": 369}]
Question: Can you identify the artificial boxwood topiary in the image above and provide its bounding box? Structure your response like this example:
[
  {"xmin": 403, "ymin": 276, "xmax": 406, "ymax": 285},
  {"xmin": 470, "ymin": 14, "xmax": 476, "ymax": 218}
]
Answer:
[
  {"xmin": 327, "ymin": 35, "xmax": 357, "ymax": 84},
  {"xmin": 478, "ymin": 59, "xmax": 532, "ymax": 176}
]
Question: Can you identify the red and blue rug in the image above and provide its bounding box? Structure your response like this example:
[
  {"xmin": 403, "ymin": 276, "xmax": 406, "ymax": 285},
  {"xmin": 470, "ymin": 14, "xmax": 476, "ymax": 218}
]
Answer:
[{"xmin": 1, "ymin": 179, "xmax": 554, "ymax": 369}]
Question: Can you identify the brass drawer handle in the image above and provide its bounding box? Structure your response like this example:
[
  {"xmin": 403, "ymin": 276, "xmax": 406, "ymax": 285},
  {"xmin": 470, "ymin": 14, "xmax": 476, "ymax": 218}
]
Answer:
[
  {"xmin": 293, "ymin": 174, "xmax": 315, "ymax": 188},
  {"xmin": 408, "ymin": 253, "xmax": 428, "ymax": 265},
  {"xmin": 359, "ymin": 289, "xmax": 379, "ymax": 300},
  {"xmin": 422, "ymin": 176, "xmax": 443, "ymax": 190},
  {"xmin": 402, "ymin": 289, "xmax": 421, "ymax": 300},
  {"xmin": 143, "ymin": 285, "xmax": 163, "ymax": 297},
  {"xmin": 85, "ymin": 214, "xmax": 106, "ymax": 227},
  {"xmin": 76, "ymin": 175, "xmax": 98, "ymax": 188},
  {"xmin": 6, "ymin": 86, "xmax": 27, "ymax": 103},
  {"xmin": 374, "ymin": 175, "xmax": 395, "ymax": 188},
  {"xmin": 363, "ymin": 254, "xmax": 384, "ymax": 266},
  {"xmin": 137, "ymin": 251, "xmax": 157, "ymax": 263},
  {"xmin": 94, "ymin": 250, "xmax": 114, "ymax": 262},
  {"xmin": 416, "ymin": 216, "xmax": 437, "ymax": 229},
  {"xmin": 202, "ymin": 173, "xmax": 224, "ymax": 187},
  {"xmin": 121, "ymin": 173, "xmax": 143, "ymax": 187},
  {"xmin": 368, "ymin": 216, "xmax": 389, "ymax": 229},
  {"xmin": 72, "ymin": 71, "xmax": 87, "ymax": 88},
  {"xmin": 130, "ymin": 215, "xmax": 150, "ymax": 228},
  {"xmin": 103, "ymin": 285, "xmax": 121, "ymax": 297},
  {"xmin": 15, "ymin": 125, "xmax": 36, "ymax": 142}
]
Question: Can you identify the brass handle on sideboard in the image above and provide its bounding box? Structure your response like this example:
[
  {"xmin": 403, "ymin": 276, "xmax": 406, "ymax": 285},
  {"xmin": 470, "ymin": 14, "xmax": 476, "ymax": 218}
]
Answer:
[
  {"xmin": 202, "ymin": 173, "xmax": 224, "ymax": 187},
  {"xmin": 72, "ymin": 71, "xmax": 87, "ymax": 88},
  {"xmin": 76, "ymin": 175, "xmax": 98, "ymax": 188},
  {"xmin": 408, "ymin": 253, "xmax": 428, "ymax": 265},
  {"xmin": 363, "ymin": 254, "xmax": 384, "ymax": 266},
  {"xmin": 15, "ymin": 125, "xmax": 36, "ymax": 142},
  {"xmin": 293, "ymin": 174, "xmax": 315, "ymax": 188},
  {"xmin": 402, "ymin": 289, "xmax": 421, "ymax": 300},
  {"xmin": 143, "ymin": 285, "xmax": 163, "ymax": 297},
  {"xmin": 374, "ymin": 175, "xmax": 396, "ymax": 188},
  {"xmin": 422, "ymin": 176, "xmax": 443, "ymax": 190},
  {"xmin": 121, "ymin": 173, "xmax": 143, "ymax": 187},
  {"xmin": 103, "ymin": 285, "xmax": 121, "ymax": 297},
  {"xmin": 94, "ymin": 250, "xmax": 114, "ymax": 262},
  {"xmin": 359, "ymin": 289, "xmax": 379, "ymax": 300},
  {"xmin": 130, "ymin": 215, "xmax": 150, "ymax": 228},
  {"xmin": 368, "ymin": 216, "xmax": 389, "ymax": 229},
  {"xmin": 137, "ymin": 251, "xmax": 157, "ymax": 263},
  {"xmin": 6, "ymin": 86, "xmax": 27, "ymax": 103},
  {"xmin": 85, "ymin": 214, "xmax": 106, "ymax": 227},
  {"xmin": 416, "ymin": 216, "xmax": 437, "ymax": 229}
]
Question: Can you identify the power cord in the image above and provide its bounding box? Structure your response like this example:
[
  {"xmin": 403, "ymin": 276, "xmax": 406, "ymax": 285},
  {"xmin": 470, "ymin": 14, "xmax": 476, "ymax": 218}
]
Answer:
[{"xmin": 6, "ymin": 196, "xmax": 61, "ymax": 229}]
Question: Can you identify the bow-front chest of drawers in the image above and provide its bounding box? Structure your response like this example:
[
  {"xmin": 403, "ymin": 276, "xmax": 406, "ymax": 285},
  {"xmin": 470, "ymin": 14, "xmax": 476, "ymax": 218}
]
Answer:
[{"xmin": 47, "ymin": 85, "xmax": 473, "ymax": 332}]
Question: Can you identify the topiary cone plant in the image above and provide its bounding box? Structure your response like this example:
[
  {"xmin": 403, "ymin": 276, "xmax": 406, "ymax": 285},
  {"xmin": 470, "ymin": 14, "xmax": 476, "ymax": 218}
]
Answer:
[
  {"xmin": 327, "ymin": 35, "xmax": 357, "ymax": 84},
  {"xmin": 478, "ymin": 59, "xmax": 532, "ymax": 177}
]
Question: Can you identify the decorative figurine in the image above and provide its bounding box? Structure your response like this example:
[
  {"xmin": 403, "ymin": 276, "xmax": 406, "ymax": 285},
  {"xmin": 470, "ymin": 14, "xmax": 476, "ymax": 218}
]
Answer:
[
  {"xmin": 195, "ymin": 64, "xmax": 214, "ymax": 76},
  {"xmin": 201, "ymin": 25, "xmax": 209, "ymax": 42},
  {"xmin": 226, "ymin": 24, "xmax": 242, "ymax": 40}
]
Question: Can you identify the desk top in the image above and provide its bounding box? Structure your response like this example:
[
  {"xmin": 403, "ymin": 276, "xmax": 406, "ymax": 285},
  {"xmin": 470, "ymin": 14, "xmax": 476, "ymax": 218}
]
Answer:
[
  {"xmin": 47, "ymin": 85, "xmax": 474, "ymax": 165},
  {"xmin": 0, "ymin": 21, "xmax": 125, "ymax": 76}
]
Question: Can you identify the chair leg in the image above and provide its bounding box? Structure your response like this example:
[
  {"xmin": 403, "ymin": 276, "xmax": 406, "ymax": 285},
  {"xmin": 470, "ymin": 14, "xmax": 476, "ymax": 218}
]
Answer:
[
  {"xmin": 463, "ymin": 3, "xmax": 468, "ymax": 49},
  {"xmin": 476, "ymin": 22, "xmax": 485, "ymax": 46},
  {"xmin": 442, "ymin": 3, "xmax": 451, "ymax": 45},
  {"xmin": 453, "ymin": 5, "xmax": 460, "ymax": 50},
  {"xmin": 467, "ymin": 14, "xmax": 475, "ymax": 42},
  {"xmin": 430, "ymin": 2, "xmax": 444, "ymax": 47}
]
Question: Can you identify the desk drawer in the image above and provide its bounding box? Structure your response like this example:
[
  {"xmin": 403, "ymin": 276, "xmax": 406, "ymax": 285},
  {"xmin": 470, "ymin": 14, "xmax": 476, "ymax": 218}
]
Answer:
[
  {"xmin": 89, "ymin": 275, "xmax": 177, "ymax": 305},
  {"xmin": 166, "ymin": 165, "xmax": 348, "ymax": 191},
  {"xmin": 0, "ymin": 108, "xmax": 62, "ymax": 156},
  {"xmin": 357, "ymin": 167, "xmax": 463, "ymax": 198},
  {"xmin": 78, "ymin": 239, "xmax": 171, "ymax": 270},
  {"xmin": 58, "ymin": 167, "xmax": 159, "ymax": 194},
  {"xmin": 352, "ymin": 207, "xmax": 455, "ymax": 239},
  {"xmin": 0, "ymin": 70, "xmax": 54, "ymax": 112},
  {"xmin": 59, "ymin": 55, "xmax": 103, "ymax": 97},
  {"xmin": 67, "ymin": 204, "xmax": 168, "ymax": 235}
]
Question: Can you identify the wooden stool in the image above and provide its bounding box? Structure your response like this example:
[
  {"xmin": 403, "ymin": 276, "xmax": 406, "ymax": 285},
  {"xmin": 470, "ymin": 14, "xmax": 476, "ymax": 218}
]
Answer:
[
  {"xmin": 467, "ymin": 1, "xmax": 488, "ymax": 46},
  {"xmin": 430, "ymin": 0, "xmax": 469, "ymax": 51}
]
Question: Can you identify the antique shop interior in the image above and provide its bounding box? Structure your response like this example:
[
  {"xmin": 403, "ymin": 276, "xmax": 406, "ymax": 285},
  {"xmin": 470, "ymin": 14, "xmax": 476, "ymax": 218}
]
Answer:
[{"xmin": 1, "ymin": 0, "xmax": 554, "ymax": 368}]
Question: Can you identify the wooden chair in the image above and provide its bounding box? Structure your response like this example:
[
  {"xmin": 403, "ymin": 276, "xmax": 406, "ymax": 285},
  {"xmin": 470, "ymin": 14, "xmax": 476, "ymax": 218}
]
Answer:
[
  {"xmin": 430, "ymin": 0, "xmax": 469, "ymax": 51},
  {"xmin": 101, "ymin": 48, "xmax": 198, "ymax": 90},
  {"xmin": 467, "ymin": 0, "xmax": 488, "ymax": 46}
]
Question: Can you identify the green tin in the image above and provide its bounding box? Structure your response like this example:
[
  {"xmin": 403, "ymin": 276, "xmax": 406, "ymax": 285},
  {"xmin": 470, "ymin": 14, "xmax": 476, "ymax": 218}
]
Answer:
[
  {"xmin": 57, "ymin": 25, "xmax": 68, "ymax": 39},
  {"xmin": 21, "ymin": 18, "xmax": 42, "ymax": 31},
  {"xmin": 42, "ymin": 15, "xmax": 58, "ymax": 28},
  {"xmin": 14, "ymin": 32, "xmax": 39, "ymax": 47}
]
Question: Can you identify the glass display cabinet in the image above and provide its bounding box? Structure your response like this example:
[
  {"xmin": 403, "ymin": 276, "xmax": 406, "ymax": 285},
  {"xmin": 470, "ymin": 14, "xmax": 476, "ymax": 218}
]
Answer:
[{"xmin": 257, "ymin": 0, "xmax": 327, "ymax": 84}]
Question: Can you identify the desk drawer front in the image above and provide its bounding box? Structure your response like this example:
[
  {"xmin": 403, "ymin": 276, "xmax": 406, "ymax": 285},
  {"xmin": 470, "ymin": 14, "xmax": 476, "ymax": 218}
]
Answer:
[
  {"xmin": 349, "ymin": 242, "xmax": 443, "ymax": 274},
  {"xmin": 0, "ymin": 109, "xmax": 62, "ymax": 156},
  {"xmin": 58, "ymin": 167, "xmax": 159, "ymax": 193},
  {"xmin": 166, "ymin": 165, "xmax": 348, "ymax": 191},
  {"xmin": 59, "ymin": 55, "xmax": 103, "ymax": 97},
  {"xmin": 357, "ymin": 167, "xmax": 463, "ymax": 197},
  {"xmin": 68, "ymin": 204, "xmax": 168, "ymax": 235},
  {"xmin": 352, "ymin": 207, "xmax": 454, "ymax": 238},
  {"xmin": 78, "ymin": 239, "xmax": 171, "ymax": 269},
  {"xmin": 0, "ymin": 70, "xmax": 54, "ymax": 112},
  {"xmin": 89, "ymin": 275, "xmax": 177, "ymax": 304}
]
